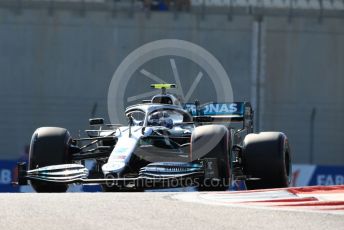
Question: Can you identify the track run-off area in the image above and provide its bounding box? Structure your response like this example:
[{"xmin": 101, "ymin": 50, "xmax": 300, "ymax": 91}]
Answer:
[{"xmin": 0, "ymin": 186, "xmax": 343, "ymax": 230}]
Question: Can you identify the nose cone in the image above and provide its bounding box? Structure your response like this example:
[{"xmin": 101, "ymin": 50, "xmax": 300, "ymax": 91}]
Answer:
[{"xmin": 102, "ymin": 161, "xmax": 126, "ymax": 174}]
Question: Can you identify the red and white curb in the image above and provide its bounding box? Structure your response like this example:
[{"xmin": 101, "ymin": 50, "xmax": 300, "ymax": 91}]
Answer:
[{"xmin": 174, "ymin": 185, "xmax": 344, "ymax": 215}]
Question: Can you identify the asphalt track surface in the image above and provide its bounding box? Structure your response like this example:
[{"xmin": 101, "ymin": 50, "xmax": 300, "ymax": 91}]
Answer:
[{"xmin": 0, "ymin": 192, "xmax": 343, "ymax": 230}]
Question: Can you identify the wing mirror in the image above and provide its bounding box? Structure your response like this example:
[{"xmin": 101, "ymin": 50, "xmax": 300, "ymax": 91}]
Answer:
[{"xmin": 89, "ymin": 118, "xmax": 104, "ymax": 126}]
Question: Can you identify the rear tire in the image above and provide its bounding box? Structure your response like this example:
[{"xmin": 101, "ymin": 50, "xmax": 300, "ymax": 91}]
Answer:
[
  {"xmin": 190, "ymin": 125, "xmax": 231, "ymax": 191},
  {"xmin": 243, "ymin": 132, "xmax": 291, "ymax": 190},
  {"xmin": 29, "ymin": 127, "xmax": 72, "ymax": 193}
]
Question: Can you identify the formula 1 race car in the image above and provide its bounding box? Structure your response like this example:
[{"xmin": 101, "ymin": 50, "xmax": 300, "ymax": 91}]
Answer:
[{"xmin": 16, "ymin": 84, "xmax": 291, "ymax": 192}]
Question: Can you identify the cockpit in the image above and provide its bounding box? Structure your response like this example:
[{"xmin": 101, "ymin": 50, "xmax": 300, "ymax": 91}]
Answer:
[
  {"xmin": 125, "ymin": 105, "xmax": 192, "ymax": 129},
  {"xmin": 147, "ymin": 110, "xmax": 184, "ymax": 128}
]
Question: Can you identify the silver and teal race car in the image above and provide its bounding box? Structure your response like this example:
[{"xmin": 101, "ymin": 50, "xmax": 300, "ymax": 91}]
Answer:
[{"xmin": 16, "ymin": 84, "xmax": 291, "ymax": 192}]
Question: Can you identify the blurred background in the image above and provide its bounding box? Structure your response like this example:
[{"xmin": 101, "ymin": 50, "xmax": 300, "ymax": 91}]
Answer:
[{"xmin": 0, "ymin": 0, "xmax": 343, "ymax": 190}]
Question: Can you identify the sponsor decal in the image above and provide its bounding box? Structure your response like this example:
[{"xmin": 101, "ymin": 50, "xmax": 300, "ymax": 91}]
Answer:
[
  {"xmin": 316, "ymin": 174, "xmax": 344, "ymax": 185},
  {"xmin": 203, "ymin": 103, "xmax": 238, "ymax": 115},
  {"xmin": 184, "ymin": 102, "xmax": 243, "ymax": 116},
  {"xmin": 292, "ymin": 164, "xmax": 344, "ymax": 187},
  {"xmin": 310, "ymin": 166, "xmax": 344, "ymax": 186}
]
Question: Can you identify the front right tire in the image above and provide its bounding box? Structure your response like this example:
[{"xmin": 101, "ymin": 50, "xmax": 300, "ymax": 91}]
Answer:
[{"xmin": 190, "ymin": 125, "xmax": 231, "ymax": 191}]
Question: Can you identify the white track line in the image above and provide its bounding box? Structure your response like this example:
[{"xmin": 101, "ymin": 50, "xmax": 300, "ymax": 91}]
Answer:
[{"xmin": 173, "ymin": 186, "xmax": 344, "ymax": 215}]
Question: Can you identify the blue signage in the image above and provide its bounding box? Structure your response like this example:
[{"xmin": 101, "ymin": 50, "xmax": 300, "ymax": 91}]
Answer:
[
  {"xmin": 309, "ymin": 165, "xmax": 344, "ymax": 186},
  {"xmin": 0, "ymin": 160, "xmax": 19, "ymax": 192}
]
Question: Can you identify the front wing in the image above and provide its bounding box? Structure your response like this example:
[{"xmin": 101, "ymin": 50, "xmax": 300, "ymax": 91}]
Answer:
[{"xmin": 15, "ymin": 159, "xmax": 220, "ymax": 189}]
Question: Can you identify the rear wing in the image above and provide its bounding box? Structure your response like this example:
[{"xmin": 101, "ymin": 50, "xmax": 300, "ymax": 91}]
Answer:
[{"xmin": 183, "ymin": 102, "xmax": 253, "ymax": 131}]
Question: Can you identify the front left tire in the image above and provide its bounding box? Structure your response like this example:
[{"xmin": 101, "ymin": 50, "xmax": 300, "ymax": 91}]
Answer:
[{"xmin": 29, "ymin": 127, "xmax": 72, "ymax": 193}]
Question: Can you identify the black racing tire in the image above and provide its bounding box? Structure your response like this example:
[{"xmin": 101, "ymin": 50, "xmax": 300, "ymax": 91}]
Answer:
[
  {"xmin": 190, "ymin": 125, "xmax": 231, "ymax": 191},
  {"xmin": 29, "ymin": 127, "xmax": 72, "ymax": 193},
  {"xmin": 242, "ymin": 132, "xmax": 291, "ymax": 190}
]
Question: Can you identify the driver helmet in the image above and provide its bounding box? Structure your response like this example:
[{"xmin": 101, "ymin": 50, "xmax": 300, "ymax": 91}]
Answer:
[{"xmin": 148, "ymin": 111, "xmax": 173, "ymax": 129}]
